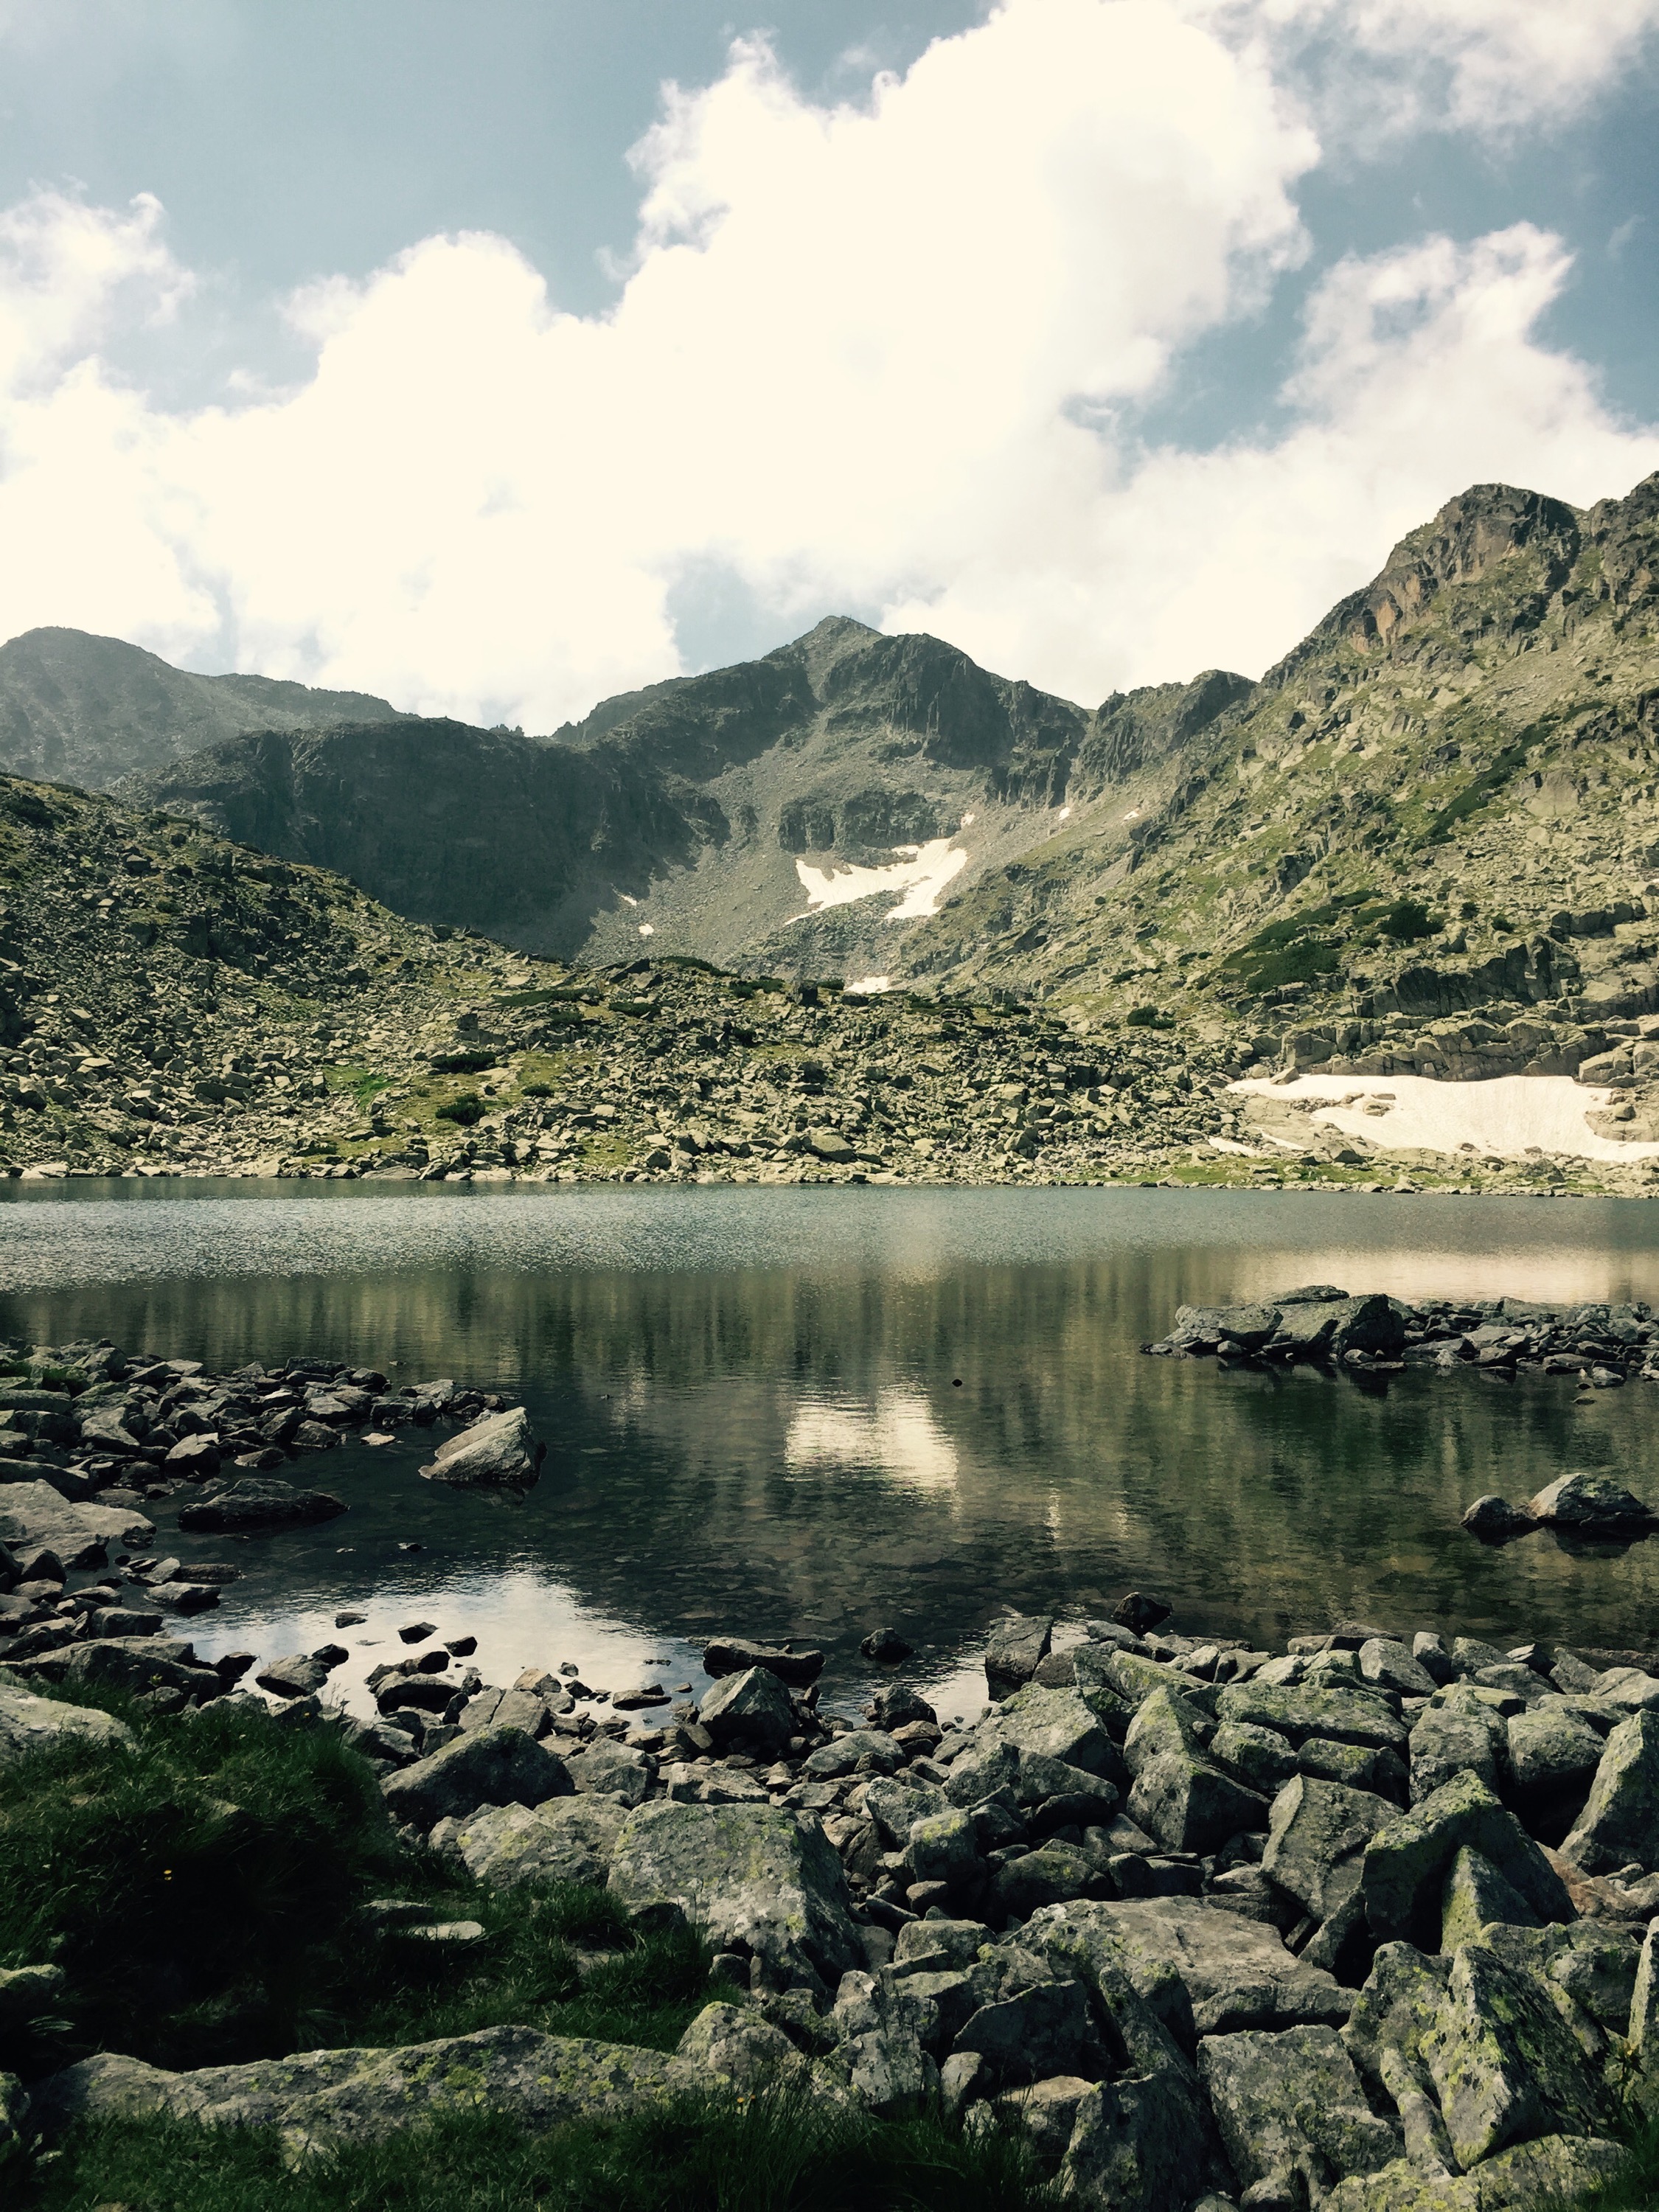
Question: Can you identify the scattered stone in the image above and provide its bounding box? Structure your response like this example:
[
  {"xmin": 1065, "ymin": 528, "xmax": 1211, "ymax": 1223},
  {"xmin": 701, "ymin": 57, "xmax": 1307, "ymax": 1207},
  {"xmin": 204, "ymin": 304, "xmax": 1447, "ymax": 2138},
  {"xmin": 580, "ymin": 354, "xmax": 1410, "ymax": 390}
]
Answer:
[{"xmin": 420, "ymin": 1406, "xmax": 544, "ymax": 1491}]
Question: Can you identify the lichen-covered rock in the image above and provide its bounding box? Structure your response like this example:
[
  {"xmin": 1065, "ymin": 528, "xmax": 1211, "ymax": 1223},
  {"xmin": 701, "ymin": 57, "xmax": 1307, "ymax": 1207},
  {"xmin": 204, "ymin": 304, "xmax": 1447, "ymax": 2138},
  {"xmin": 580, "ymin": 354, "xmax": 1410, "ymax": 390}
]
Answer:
[
  {"xmin": 419, "ymin": 1405, "xmax": 543, "ymax": 1491},
  {"xmin": 380, "ymin": 1725, "xmax": 571, "ymax": 1832},
  {"xmin": 902, "ymin": 1807, "xmax": 978, "ymax": 1897},
  {"xmin": 32, "ymin": 2025, "xmax": 686, "ymax": 2152},
  {"xmin": 0, "ymin": 1680, "xmax": 133, "ymax": 1764},
  {"xmin": 1322, "ymin": 2135, "xmax": 1625, "ymax": 2212},
  {"xmin": 1422, "ymin": 1941, "xmax": 1612, "ymax": 2170},
  {"xmin": 0, "ymin": 1476, "xmax": 154, "ymax": 1564},
  {"xmin": 1359, "ymin": 1773, "xmax": 1571, "ymax": 1943},
  {"xmin": 1439, "ymin": 1846, "xmax": 1540, "ymax": 1952},
  {"xmin": 1125, "ymin": 1691, "xmax": 1267, "ymax": 1854},
  {"xmin": 988, "ymin": 1842, "xmax": 1102, "ymax": 1919},
  {"xmin": 1408, "ymin": 1700, "xmax": 1505, "ymax": 1807},
  {"xmin": 175, "ymin": 1478, "xmax": 344, "ymax": 1531},
  {"xmin": 1058, "ymin": 2060, "xmax": 1217, "ymax": 2212},
  {"xmin": 675, "ymin": 2003, "xmax": 813, "ymax": 2094},
  {"xmin": 1526, "ymin": 1470, "xmax": 1655, "ymax": 1530},
  {"xmin": 825, "ymin": 1970, "xmax": 941, "ymax": 2112},
  {"xmin": 563, "ymin": 1738, "xmax": 655, "ymax": 1808},
  {"xmin": 1217, "ymin": 1680, "xmax": 1408, "ymax": 1755},
  {"xmin": 1211, "ymin": 1718, "xmax": 1301, "ymax": 1797},
  {"xmin": 441, "ymin": 1795, "xmax": 627, "ymax": 1888},
  {"xmin": 1503, "ymin": 1704, "xmax": 1604, "ymax": 1806},
  {"xmin": 984, "ymin": 1613, "xmax": 1053, "ymax": 1698},
  {"xmin": 0, "ymin": 1962, "xmax": 64, "ymax": 2031},
  {"xmin": 1263, "ymin": 1773, "xmax": 1398, "ymax": 1924},
  {"xmin": 1560, "ymin": 1710, "xmax": 1659, "ymax": 1874},
  {"xmin": 1342, "ymin": 1942, "xmax": 1450, "ymax": 2098},
  {"xmin": 1198, "ymin": 2025, "xmax": 1399, "ymax": 2204},
  {"xmin": 607, "ymin": 1801, "xmax": 860, "ymax": 1996},
  {"xmin": 1034, "ymin": 1896, "xmax": 1350, "ymax": 2039},
  {"xmin": 863, "ymin": 1773, "xmax": 948, "ymax": 1846},
  {"xmin": 0, "ymin": 2070, "xmax": 27, "ymax": 2161},
  {"xmin": 952, "ymin": 1975, "xmax": 1104, "ymax": 2088},
  {"xmin": 972, "ymin": 1683, "xmax": 1119, "ymax": 1777},
  {"xmin": 697, "ymin": 1664, "xmax": 797, "ymax": 1756},
  {"xmin": 22, "ymin": 1635, "xmax": 223, "ymax": 1704}
]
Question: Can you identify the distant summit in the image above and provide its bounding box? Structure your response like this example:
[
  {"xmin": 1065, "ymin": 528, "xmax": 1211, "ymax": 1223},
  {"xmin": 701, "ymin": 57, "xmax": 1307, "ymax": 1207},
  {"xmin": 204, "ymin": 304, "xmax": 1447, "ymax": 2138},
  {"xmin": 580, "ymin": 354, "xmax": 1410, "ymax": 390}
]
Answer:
[{"xmin": 0, "ymin": 627, "xmax": 406, "ymax": 790}]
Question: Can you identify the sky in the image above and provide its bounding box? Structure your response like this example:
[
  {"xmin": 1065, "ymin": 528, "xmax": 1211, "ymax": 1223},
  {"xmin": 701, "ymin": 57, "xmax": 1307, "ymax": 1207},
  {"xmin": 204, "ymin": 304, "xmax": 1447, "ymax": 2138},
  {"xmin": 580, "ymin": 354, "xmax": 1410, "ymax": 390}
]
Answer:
[{"xmin": 0, "ymin": 0, "xmax": 1658, "ymax": 731}]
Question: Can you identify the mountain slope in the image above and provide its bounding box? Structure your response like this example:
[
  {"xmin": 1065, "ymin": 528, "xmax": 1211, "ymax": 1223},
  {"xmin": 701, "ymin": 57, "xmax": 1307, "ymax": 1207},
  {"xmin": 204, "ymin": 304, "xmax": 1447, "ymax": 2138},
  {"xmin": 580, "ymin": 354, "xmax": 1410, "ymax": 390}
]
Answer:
[
  {"xmin": 121, "ymin": 616, "xmax": 1245, "ymax": 967},
  {"xmin": 0, "ymin": 627, "xmax": 406, "ymax": 790},
  {"xmin": 917, "ymin": 473, "xmax": 1659, "ymax": 1046}
]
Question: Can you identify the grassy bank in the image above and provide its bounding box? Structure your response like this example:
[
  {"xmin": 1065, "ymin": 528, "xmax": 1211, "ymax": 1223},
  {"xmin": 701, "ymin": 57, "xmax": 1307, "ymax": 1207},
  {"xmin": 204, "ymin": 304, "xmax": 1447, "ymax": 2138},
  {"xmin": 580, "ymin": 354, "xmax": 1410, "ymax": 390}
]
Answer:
[{"xmin": 0, "ymin": 1679, "xmax": 1054, "ymax": 2210}]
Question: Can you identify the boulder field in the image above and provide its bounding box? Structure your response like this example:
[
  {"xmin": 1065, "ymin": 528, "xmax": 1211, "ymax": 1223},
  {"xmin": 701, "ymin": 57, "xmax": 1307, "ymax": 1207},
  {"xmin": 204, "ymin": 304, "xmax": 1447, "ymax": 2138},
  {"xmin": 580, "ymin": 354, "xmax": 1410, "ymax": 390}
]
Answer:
[{"xmin": 8, "ymin": 1590, "xmax": 1659, "ymax": 2208}]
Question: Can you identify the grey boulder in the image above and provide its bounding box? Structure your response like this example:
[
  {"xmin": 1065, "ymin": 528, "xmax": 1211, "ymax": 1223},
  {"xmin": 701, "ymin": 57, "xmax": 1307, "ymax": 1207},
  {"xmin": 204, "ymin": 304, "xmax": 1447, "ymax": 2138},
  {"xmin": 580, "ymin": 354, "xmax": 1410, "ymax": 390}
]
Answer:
[
  {"xmin": 699, "ymin": 1665, "xmax": 796, "ymax": 1756},
  {"xmin": 984, "ymin": 1612, "xmax": 1053, "ymax": 1698},
  {"xmin": 177, "ymin": 1479, "xmax": 344, "ymax": 1531},
  {"xmin": 1359, "ymin": 1773, "xmax": 1571, "ymax": 1942},
  {"xmin": 1561, "ymin": 1710, "xmax": 1659, "ymax": 1874},
  {"xmin": 607, "ymin": 1801, "xmax": 860, "ymax": 1996},
  {"xmin": 1199, "ymin": 2026, "xmax": 1399, "ymax": 2205},
  {"xmin": 420, "ymin": 1405, "xmax": 544, "ymax": 1491},
  {"xmin": 380, "ymin": 1725, "xmax": 571, "ymax": 1831},
  {"xmin": 1422, "ymin": 1941, "xmax": 1611, "ymax": 2170},
  {"xmin": 32, "ymin": 2024, "xmax": 684, "ymax": 2151},
  {"xmin": 437, "ymin": 1795, "xmax": 628, "ymax": 1888}
]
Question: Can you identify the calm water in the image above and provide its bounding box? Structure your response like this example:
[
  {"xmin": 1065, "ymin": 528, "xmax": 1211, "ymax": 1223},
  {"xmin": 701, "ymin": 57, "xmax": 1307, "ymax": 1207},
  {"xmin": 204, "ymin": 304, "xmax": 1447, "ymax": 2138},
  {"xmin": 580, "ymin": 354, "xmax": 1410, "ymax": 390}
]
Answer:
[{"xmin": 4, "ymin": 1181, "xmax": 1659, "ymax": 1721}]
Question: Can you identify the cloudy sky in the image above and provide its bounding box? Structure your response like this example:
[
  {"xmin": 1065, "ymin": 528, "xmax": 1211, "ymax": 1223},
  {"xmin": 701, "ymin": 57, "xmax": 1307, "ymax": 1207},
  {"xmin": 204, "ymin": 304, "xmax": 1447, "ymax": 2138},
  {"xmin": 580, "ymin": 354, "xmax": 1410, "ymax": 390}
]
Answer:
[{"xmin": 1, "ymin": 0, "xmax": 1658, "ymax": 729}]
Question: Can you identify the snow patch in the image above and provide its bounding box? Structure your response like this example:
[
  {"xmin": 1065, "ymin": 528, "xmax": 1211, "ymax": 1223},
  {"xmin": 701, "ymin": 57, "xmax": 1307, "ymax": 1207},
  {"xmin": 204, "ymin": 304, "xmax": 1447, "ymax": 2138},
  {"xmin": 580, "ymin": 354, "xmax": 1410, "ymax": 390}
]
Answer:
[
  {"xmin": 637, "ymin": 923, "xmax": 654, "ymax": 936},
  {"xmin": 1229, "ymin": 1071, "xmax": 1659, "ymax": 1164},
  {"xmin": 845, "ymin": 975, "xmax": 893, "ymax": 995},
  {"xmin": 789, "ymin": 837, "xmax": 967, "ymax": 924}
]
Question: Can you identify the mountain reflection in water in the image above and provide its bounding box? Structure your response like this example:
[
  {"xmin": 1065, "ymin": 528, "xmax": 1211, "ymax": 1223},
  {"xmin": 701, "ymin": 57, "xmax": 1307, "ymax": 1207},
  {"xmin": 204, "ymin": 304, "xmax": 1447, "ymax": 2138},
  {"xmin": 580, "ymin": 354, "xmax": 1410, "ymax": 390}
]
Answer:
[{"xmin": 4, "ymin": 1181, "xmax": 1659, "ymax": 1718}]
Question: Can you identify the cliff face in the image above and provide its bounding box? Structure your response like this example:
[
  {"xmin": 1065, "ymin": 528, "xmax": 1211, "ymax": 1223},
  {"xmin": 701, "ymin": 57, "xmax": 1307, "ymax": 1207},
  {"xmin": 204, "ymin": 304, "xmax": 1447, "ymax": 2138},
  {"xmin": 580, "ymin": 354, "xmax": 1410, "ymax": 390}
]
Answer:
[
  {"xmin": 117, "ymin": 616, "xmax": 1243, "ymax": 968},
  {"xmin": 0, "ymin": 628, "xmax": 404, "ymax": 790}
]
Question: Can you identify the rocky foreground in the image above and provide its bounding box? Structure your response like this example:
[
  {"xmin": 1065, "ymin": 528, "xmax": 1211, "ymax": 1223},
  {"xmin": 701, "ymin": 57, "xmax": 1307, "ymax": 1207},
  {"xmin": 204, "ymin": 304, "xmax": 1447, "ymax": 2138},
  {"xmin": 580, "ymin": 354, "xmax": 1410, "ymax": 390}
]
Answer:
[{"xmin": 7, "ymin": 1509, "xmax": 1659, "ymax": 2210}]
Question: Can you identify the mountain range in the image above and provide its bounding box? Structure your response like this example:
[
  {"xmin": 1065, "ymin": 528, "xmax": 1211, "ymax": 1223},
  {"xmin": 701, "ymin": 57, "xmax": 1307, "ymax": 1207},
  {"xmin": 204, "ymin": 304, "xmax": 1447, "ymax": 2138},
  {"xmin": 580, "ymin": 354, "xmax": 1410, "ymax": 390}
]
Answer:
[{"xmin": 2, "ymin": 467, "xmax": 1657, "ymax": 1043}]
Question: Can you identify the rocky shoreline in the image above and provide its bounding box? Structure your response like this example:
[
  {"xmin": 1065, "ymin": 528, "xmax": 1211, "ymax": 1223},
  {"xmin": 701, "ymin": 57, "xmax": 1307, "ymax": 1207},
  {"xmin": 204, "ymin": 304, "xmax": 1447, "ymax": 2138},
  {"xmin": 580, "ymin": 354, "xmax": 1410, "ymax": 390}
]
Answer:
[{"xmin": 8, "ymin": 1519, "xmax": 1659, "ymax": 2205}]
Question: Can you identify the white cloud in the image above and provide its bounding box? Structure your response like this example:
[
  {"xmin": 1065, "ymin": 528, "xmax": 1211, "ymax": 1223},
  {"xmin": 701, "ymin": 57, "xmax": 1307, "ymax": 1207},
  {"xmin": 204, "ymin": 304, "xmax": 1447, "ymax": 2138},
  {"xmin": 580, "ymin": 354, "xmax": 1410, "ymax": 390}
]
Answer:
[
  {"xmin": 1195, "ymin": 0, "xmax": 1659, "ymax": 132},
  {"xmin": 0, "ymin": 0, "xmax": 1652, "ymax": 731}
]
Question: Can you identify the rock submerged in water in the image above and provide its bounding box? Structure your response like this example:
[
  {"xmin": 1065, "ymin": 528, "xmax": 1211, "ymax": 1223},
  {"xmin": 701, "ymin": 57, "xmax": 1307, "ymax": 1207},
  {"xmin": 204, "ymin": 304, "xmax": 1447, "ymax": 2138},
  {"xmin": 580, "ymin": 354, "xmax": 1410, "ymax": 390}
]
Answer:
[
  {"xmin": 177, "ymin": 1478, "xmax": 347, "ymax": 1532},
  {"xmin": 1463, "ymin": 1469, "xmax": 1658, "ymax": 1544},
  {"xmin": 420, "ymin": 1405, "xmax": 544, "ymax": 1491}
]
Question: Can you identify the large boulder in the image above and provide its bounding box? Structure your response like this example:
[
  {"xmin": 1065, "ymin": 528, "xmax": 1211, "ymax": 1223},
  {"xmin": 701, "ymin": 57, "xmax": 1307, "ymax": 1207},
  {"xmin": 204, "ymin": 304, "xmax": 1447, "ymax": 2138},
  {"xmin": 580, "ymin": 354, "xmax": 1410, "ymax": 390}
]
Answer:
[
  {"xmin": 32, "ymin": 2025, "xmax": 685, "ymax": 2149},
  {"xmin": 1505, "ymin": 1705, "xmax": 1605, "ymax": 1809},
  {"xmin": 1198, "ymin": 2026, "xmax": 1399, "ymax": 2204},
  {"xmin": 1422, "ymin": 1941, "xmax": 1612, "ymax": 2169},
  {"xmin": 1129, "ymin": 1739, "xmax": 1267, "ymax": 1855},
  {"xmin": 1036, "ymin": 1896, "xmax": 1350, "ymax": 2037},
  {"xmin": 1408, "ymin": 1699, "xmax": 1505, "ymax": 1806},
  {"xmin": 698, "ymin": 1665, "xmax": 796, "ymax": 1756},
  {"xmin": 0, "ymin": 1478, "xmax": 153, "ymax": 1564},
  {"xmin": 1323, "ymin": 2136, "xmax": 1625, "ymax": 2212},
  {"xmin": 380, "ymin": 1725, "xmax": 571, "ymax": 1832},
  {"xmin": 420, "ymin": 1406, "xmax": 543, "ymax": 1492},
  {"xmin": 973, "ymin": 1683, "xmax": 1122, "ymax": 1778},
  {"xmin": 1263, "ymin": 1773, "xmax": 1399, "ymax": 1926},
  {"xmin": 25, "ymin": 1636, "xmax": 223, "ymax": 1704},
  {"xmin": 0, "ymin": 1682, "xmax": 131, "ymax": 1764},
  {"xmin": 177, "ymin": 1479, "xmax": 344, "ymax": 1531},
  {"xmin": 1359, "ymin": 1773, "xmax": 1572, "ymax": 1943},
  {"xmin": 951, "ymin": 1976, "xmax": 1103, "ymax": 2089},
  {"xmin": 607, "ymin": 1801, "xmax": 860, "ymax": 1996},
  {"xmin": 701, "ymin": 1638, "xmax": 824, "ymax": 1686},
  {"xmin": 984, "ymin": 1613, "xmax": 1053, "ymax": 1698},
  {"xmin": 439, "ymin": 1795, "xmax": 628, "ymax": 1889},
  {"xmin": 1560, "ymin": 1710, "xmax": 1659, "ymax": 1874},
  {"xmin": 1526, "ymin": 1470, "xmax": 1655, "ymax": 1531},
  {"xmin": 1217, "ymin": 1680, "xmax": 1408, "ymax": 1755},
  {"xmin": 564, "ymin": 1738, "xmax": 655, "ymax": 1808}
]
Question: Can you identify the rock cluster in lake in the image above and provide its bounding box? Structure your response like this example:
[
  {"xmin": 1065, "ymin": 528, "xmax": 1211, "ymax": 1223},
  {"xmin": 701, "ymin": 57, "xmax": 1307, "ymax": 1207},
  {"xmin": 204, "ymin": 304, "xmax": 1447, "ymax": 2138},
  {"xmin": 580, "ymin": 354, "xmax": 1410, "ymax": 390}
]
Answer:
[
  {"xmin": 0, "ymin": 1336, "xmax": 530, "ymax": 1640},
  {"xmin": 9, "ymin": 1524, "xmax": 1659, "ymax": 2208},
  {"xmin": 1147, "ymin": 1284, "xmax": 1659, "ymax": 1391}
]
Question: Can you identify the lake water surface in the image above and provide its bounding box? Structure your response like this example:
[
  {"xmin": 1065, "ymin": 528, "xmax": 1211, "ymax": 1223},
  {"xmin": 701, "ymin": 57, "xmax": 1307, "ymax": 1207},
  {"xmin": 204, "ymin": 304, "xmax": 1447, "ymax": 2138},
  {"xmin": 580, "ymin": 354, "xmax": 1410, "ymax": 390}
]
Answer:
[{"xmin": 4, "ymin": 1181, "xmax": 1659, "ymax": 1721}]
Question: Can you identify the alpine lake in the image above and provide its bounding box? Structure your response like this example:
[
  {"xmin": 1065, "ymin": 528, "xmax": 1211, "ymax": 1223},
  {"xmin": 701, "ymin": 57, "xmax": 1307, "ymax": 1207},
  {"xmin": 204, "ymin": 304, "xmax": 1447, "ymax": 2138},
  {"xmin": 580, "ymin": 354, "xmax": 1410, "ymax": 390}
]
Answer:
[{"xmin": 4, "ymin": 1180, "xmax": 1659, "ymax": 1722}]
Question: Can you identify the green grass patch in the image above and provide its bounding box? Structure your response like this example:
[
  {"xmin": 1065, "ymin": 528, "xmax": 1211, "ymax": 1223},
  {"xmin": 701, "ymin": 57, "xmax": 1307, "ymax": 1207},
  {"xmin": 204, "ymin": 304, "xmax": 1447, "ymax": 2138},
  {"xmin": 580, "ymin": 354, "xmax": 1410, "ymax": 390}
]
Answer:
[
  {"xmin": 0, "ymin": 1685, "xmax": 718, "ymax": 2081},
  {"xmin": 323, "ymin": 1066, "xmax": 392, "ymax": 1112},
  {"xmin": 16, "ymin": 2090, "xmax": 1054, "ymax": 2212},
  {"xmin": 35, "ymin": 2096, "xmax": 1039, "ymax": 2212},
  {"xmin": 1421, "ymin": 738, "xmax": 1532, "ymax": 844}
]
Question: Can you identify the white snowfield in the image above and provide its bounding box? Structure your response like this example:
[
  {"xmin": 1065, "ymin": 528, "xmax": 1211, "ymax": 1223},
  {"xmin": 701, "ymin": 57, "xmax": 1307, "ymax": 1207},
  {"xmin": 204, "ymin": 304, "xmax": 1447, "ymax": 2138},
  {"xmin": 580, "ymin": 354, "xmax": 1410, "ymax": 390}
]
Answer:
[
  {"xmin": 790, "ymin": 836, "xmax": 967, "ymax": 923},
  {"xmin": 1228, "ymin": 1071, "xmax": 1659, "ymax": 1164}
]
